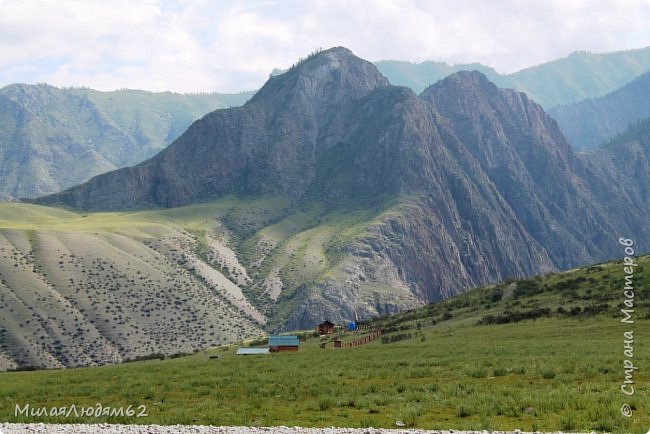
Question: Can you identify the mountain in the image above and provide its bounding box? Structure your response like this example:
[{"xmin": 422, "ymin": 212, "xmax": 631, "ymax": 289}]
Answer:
[
  {"xmin": 548, "ymin": 71, "xmax": 650, "ymax": 150},
  {"xmin": 33, "ymin": 47, "xmax": 650, "ymax": 337},
  {"xmin": 0, "ymin": 84, "xmax": 253, "ymax": 200},
  {"xmin": 376, "ymin": 46, "xmax": 650, "ymax": 108},
  {"xmin": 36, "ymin": 48, "xmax": 393, "ymax": 209},
  {"xmin": 4, "ymin": 47, "xmax": 650, "ymax": 203}
]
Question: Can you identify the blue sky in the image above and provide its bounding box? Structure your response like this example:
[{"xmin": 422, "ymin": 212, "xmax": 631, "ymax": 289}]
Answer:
[{"xmin": 1, "ymin": 0, "xmax": 650, "ymax": 93}]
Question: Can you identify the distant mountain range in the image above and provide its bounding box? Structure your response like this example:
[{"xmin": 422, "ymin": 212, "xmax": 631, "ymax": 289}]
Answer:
[
  {"xmin": 0, "ymin": 84, "xmax": 252, "ymax": 200},
  {"xmin": 376, "ymin": 46, "xmax": 650, "ymax": 108},
  {"xmin": 549, "ymin": 70, "xmax": 650, "ymax": 150}
]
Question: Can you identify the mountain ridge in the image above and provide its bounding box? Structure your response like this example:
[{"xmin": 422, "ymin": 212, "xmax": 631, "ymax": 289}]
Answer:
[
  {"xmin": 31, "ymin": 47, "xmax": 650, "ymax": 333},
  {"xmin": 4, "ymin": 46, "xmax": 650, "ymax": 201},
  {"xmin": 377, "ymin": 46, "xmax": 650, "ymax": 108}
]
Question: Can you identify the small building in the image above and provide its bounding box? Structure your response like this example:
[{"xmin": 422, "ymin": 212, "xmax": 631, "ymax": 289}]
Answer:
[
  {"xmin": 316, "ymin": 320, "xmax": 336, "ymax": 335},
  {"xmin": 268, "ymin": 335, "xmax": 299, "ymax": 352},
  {"xmin": 236, "ymin": 347, "xmax": 270, "ymax": 356}
]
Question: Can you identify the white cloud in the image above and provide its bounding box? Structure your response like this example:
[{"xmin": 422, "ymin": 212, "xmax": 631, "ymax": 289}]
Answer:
[{"xmin": 0, "ymin": 0, "xmax": 649, "ymax": 92}]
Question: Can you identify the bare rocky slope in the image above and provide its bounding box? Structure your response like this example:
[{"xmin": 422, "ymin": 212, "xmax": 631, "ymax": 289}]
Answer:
[{"xmin": 0, "ymin": 204, "xmax": 265, "ymax": 370}]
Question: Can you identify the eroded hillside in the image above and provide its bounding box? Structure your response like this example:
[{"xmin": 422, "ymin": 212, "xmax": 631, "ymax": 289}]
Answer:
[{"xmin": 0, "ymin": 202, "xmax": 267, "ymax": 370}]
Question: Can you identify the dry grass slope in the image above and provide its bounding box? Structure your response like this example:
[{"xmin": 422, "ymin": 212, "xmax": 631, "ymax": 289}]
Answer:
[{"xmin": 0, "ymin": 202, "xmax": 269, "ymax": 369}]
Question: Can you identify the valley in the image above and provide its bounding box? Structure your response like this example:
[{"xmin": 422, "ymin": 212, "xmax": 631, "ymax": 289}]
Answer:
[
  {"xmin": 3, "ymin": 3, "xmax": 650, "ymax": 432},
  {"xmin": 3, "ymin": 47, "xmax": 650, "ymax": 372}
]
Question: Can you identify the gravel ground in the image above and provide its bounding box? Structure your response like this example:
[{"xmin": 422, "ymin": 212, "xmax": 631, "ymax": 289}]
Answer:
[{"xmin": 0, "ymin": 425, "xmax": 584, "ymax": 434}]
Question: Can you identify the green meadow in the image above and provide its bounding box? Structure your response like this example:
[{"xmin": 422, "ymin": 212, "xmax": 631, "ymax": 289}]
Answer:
[
  {"xmin": 1, "ymin": 253, "xmax": 649, "ymax": 432},
  {"xmin": 1, "ymin": 318, "xmax": 648, "ymax": 432}
]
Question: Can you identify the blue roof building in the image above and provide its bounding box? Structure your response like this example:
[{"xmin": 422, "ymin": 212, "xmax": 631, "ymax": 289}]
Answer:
[{"xmin": 268, "ymin": 335, "xmax": 299, "ymax": 352}]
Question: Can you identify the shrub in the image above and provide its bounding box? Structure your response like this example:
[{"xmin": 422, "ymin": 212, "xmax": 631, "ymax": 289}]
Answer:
[
  {"xmin": 541, "ymin": 369, "xmax": 556, "ymax": 379},
  {"xmin": 513, "ymin": 279, "xmax": 543, "ymax": 298},
  {"xmin": 569, "ymin": 306, "xmax": 582, "ymax": 316},
  {"xmin": 318, "ymin": 397, "xmax": 335, "ymax": 411},
  {"xmin": 560, "ymin": 413, "xmax": 576, "ymax": 430},
  {"xmin": 457, "ymin": 405, "xmax": 472, "ymax": 418},
  {"xmin": 381, "ymin": 333, "xmax": 412, "ymax": 344},
  {"xmin": 469, "ymin": 368, "xmax": 487, "ymax": 378},
  {"xmin": 478, "ymin": 308, "xmax": 551, "ymax": 325}
]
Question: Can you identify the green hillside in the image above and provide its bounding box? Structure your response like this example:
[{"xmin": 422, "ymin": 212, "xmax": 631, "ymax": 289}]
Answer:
[
  {"xmin": 0, "ymin": 84, "xmax": 253, "ymax": 200},
  {"xmin": 77, "ymin": 88, "xmax": 252, "ymax": 166},
  {"xmin": 1, "ymin": 252, "xmax": 648, "ymax": 432}
]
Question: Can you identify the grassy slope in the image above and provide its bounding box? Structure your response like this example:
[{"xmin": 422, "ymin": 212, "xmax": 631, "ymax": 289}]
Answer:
[
  {"xmin": 239, "ymin": 200, "xmax": 407, "ymax": 328},
  {"xmin": 0, "ymin": 251, "xmax": 648, "ymax": 432}
]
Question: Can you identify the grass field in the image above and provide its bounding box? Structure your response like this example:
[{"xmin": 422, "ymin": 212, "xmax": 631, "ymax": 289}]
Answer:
[
  {"xmin": 1, "ymin": 253, "xmax": 649, "ymax": 432},
  {"xmin": 1, "ymin": 318, "xmax": 647, "ymax": 432},
  {"xmin": 0, "ymin": 197, "xmax": 290, "ymax": 236}
]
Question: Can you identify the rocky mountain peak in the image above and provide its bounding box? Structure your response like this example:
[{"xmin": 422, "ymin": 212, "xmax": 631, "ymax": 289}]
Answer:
[
  {"xmin": 421, "ymin": 68, "xmax": 574, "ymax": 171},
  {"xmin": 433, "ymin": 69, "xmax": 496, "ymax": 89},
  {"xmin": 420, "ymin": 70, "xmax": 502, "ymax": 116},
  {"xmin": 248, "ymin": 47, "xmax": 390, "ymax": 115}
]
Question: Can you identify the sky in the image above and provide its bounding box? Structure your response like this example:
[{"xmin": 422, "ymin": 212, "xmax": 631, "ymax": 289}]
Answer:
[{"xmin": 1, "ymin": 0, "xmax": 650, "ymax": 93}]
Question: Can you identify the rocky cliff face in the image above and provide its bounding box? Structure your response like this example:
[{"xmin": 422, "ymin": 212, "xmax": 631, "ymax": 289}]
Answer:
[
  {"xmin": 34, "ymin": 47, "xmax": 650, "ymax": 331},
  {"xmin": 420, "ymin": 71, "xmax": 620, "ymax": 268},
  {"xmin": 38, "ymin": 48, "xmax": 392, "ymax": 209}
]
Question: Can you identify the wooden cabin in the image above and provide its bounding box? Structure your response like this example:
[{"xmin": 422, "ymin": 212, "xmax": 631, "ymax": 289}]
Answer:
[{"xmin": 315, "ymin": 320, "xmax": 336, "ymax": 335}]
